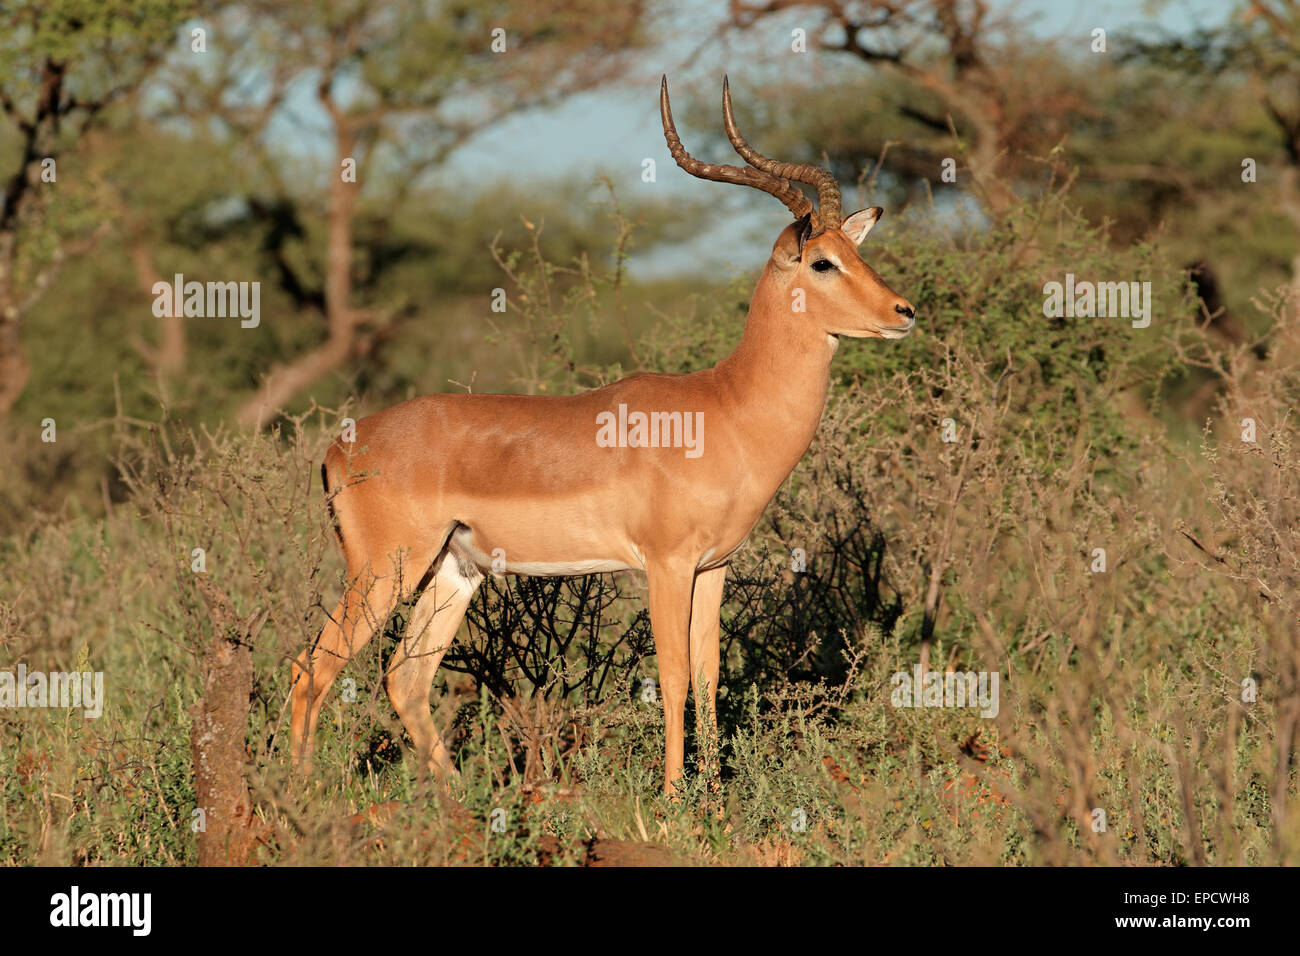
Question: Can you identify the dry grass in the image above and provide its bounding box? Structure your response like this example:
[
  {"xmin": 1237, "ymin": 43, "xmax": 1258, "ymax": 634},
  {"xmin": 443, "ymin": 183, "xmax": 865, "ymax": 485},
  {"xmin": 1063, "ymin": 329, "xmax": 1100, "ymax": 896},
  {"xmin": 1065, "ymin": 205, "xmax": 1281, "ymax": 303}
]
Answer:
[{"xmin": 1, "ymin": 191, "xmax": 1296, "ymax": 866}]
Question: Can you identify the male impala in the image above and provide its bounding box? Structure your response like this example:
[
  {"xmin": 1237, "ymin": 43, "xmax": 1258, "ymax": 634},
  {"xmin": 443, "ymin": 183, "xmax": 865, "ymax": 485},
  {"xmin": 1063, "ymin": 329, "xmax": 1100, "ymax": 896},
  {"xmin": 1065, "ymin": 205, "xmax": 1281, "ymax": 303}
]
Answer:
[{"xmin": 289, "ymin": 77, "xmax": 915, "ymax": 793}]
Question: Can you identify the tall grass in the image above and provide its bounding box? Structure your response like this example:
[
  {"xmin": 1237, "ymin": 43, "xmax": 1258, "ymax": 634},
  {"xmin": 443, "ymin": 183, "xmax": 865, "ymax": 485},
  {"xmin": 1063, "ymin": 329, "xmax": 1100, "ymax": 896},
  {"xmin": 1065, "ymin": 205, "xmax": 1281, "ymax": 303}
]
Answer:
[{"xmin": 0, "ymin": 185, "xmax": 1296, "ymax": 865}]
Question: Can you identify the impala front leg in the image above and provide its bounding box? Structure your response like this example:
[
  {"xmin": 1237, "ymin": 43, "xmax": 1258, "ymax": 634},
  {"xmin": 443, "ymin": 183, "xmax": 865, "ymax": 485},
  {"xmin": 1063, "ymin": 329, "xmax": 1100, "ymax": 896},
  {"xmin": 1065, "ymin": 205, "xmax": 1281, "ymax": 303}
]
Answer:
[
  {"xmin": 646, "ymin": 559, "xmax": 695, "ymax": 795},
  {"xmin": 690, "ymin": 565, "xmax": 726, "ymax": 790}
]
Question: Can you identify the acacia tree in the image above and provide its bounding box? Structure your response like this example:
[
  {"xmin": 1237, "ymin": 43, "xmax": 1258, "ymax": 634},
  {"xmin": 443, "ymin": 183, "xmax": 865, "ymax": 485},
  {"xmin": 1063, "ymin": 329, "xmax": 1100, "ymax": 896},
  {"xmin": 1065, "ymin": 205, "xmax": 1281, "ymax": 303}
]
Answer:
[
  {"xmin": 144, "ymin": 0, "xmax": 649, "ymax": 428},
  {"xmin": 721, "ymin": 0, "xmax": 1085, "ymax": 216},
  {"xmin": 0, "ymin": 0, "xmax": 190, "ymax": 416},
  {"xmin": 1121, "ymin": 3, "xmax": 1300, "ymax": 326},
  {"xmin": 1240, "ymin": 1, "xmax": 1300, "ymax": 313}
]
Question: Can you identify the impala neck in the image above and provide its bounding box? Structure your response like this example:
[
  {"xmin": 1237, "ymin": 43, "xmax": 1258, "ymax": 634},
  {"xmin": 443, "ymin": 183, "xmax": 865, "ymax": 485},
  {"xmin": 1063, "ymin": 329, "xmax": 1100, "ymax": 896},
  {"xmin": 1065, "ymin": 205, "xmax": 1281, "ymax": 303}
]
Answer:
[{"xmin": 713, "ymin": 265, "xmax": 834, "ymax": 485}]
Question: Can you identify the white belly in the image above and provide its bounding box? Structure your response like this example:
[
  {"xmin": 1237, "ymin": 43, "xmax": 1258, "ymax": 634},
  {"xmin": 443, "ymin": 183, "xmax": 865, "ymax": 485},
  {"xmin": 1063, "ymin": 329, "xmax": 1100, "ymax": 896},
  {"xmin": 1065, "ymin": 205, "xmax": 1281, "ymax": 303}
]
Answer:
[{"xmin": 450, "ymin": 526, "xmax": 639, "ymax": 577}]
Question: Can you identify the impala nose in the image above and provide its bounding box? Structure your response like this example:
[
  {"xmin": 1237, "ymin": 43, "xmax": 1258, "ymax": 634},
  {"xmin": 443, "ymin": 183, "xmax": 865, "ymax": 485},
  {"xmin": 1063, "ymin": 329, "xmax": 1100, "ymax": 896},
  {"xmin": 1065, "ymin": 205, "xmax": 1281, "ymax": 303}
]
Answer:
[{"xmin": 890, "ymin": 302, "xmax": 916, "ymax": 336}]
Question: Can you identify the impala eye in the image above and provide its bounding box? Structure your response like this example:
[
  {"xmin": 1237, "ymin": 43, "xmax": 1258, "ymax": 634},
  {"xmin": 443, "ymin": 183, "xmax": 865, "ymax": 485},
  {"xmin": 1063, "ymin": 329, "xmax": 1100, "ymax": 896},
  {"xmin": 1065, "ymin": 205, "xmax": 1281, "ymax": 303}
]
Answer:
[{"xmin": 811, "ymin": 259, "xmax": 836, "ymax": 273}]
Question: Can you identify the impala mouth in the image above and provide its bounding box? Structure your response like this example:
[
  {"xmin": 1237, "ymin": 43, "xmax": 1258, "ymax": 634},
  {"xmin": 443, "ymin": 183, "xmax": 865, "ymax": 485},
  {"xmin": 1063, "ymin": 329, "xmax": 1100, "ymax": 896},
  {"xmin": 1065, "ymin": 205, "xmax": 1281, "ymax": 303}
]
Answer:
[{"xmin": 878, "ymin": 316, "xmax": 915, "ymax": 339}]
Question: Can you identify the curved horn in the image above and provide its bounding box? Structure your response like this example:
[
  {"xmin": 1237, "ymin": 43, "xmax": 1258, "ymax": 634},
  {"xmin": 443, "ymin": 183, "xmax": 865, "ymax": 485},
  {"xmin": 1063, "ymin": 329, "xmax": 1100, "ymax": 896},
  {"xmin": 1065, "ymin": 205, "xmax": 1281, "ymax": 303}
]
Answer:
[
  {"xmin": 660, "ymin": 76, "xmax": 814, "ymax": 223},
  {"xmin": 722, "ymin": 75, "xmax": 842, "ymax": 232}
]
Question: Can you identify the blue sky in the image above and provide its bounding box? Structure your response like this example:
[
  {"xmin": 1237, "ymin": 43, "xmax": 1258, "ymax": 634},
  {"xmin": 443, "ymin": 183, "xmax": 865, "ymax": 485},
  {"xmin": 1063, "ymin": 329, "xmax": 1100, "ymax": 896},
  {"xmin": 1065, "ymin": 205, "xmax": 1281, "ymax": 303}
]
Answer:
[
  {"xmin": 238, "ymin": 0, "xmax": 1235, "ymax": 278},
  {"xmin": 445, "ymin": 0, "xmax": 1235, "ymax": 183},
  {"xmin": 432, "ymin": 0, "xmax": 1236, "ymax": 276}
]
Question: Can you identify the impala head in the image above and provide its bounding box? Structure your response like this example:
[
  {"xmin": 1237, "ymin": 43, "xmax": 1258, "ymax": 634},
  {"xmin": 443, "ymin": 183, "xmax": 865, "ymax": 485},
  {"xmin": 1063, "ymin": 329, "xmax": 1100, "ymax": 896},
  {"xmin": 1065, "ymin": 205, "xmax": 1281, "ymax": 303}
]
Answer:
[{"xmin": 660, "ymin": 75, "xmax": 915, "ymax": 340}]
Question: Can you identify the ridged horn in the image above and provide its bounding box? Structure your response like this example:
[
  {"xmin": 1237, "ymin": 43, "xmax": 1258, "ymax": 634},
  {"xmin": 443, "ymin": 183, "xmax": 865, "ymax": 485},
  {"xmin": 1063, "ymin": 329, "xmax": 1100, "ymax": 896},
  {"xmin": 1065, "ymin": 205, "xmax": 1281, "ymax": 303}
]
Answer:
[
  {"xmin": 660, "ymin": 75, "xmax": 815, "ymax": 224},
  {"xmin": 722, "ymin": 74, "xmax": 842, "ymax": 232}
]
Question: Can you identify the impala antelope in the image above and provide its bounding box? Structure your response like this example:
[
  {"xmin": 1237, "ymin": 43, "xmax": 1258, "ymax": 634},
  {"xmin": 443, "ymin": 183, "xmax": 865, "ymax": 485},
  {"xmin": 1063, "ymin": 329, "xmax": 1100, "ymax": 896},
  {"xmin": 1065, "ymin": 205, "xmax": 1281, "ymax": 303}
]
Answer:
[{"xmin": 289, "ymin": 77, "xmax": 916, "ymax": 793}]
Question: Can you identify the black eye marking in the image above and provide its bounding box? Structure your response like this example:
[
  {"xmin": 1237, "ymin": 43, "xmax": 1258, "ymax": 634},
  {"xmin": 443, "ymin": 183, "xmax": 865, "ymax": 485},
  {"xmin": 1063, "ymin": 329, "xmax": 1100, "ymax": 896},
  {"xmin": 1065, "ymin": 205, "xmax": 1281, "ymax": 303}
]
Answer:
[{"xmin": 811, "ymin": 259, "xmax": 836, "ymax": 273}]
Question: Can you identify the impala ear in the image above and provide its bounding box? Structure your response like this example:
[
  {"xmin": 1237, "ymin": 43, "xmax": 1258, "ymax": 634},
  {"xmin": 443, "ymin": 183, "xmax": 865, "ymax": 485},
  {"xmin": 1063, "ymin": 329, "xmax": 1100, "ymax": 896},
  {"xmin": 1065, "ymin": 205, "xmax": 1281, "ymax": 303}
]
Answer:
[
  {"xmin": 841, "ymin": 207, "xmax": 883, "ymax": 245},
  {"xmin": 772, "ymin": 213, "xmax": 813, "ymax": 268}
]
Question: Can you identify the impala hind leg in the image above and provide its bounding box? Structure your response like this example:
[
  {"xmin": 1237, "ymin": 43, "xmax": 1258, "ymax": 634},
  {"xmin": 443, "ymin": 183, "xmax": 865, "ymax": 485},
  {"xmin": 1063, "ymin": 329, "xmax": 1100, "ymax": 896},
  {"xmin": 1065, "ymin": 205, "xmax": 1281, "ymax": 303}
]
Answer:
[
  {"xmin": 289, "ymin": 551, "xmax": 429, "ymax": 770},
  {"xmin": 647, "ymin": 559, "xmax": 696, "ymax": 794},
  {"xmin": 385, "ymin": 553, "xmax": 481, "ymax": 779}
]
